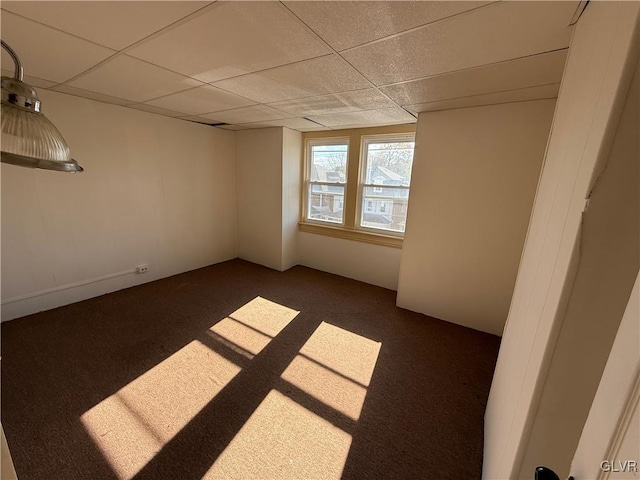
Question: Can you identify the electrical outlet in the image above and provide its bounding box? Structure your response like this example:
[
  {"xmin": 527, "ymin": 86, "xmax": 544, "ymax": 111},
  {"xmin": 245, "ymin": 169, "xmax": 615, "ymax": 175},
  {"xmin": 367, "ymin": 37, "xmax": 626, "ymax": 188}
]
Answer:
[{"xmin": 136, "ymin": 264, "xmax": 149, "ymax": 274}]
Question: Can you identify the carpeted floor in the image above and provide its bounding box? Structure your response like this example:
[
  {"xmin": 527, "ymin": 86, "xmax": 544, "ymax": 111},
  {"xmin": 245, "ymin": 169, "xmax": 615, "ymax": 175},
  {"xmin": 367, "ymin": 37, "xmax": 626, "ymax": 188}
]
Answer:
[{"xmin": 1, "ymin": 259, "xmax": 500, "ymax": 480}]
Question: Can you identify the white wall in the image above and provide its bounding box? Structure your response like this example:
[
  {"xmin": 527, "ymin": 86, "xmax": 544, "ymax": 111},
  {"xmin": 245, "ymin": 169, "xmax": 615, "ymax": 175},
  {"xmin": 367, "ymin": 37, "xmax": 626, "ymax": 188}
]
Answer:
[
  {"xmin": 236, "ymin": 127, "xmax": 300, "ymax": 272},
  {"xmin": 236, "ymin": 127, "xmax": 283, "ymax": 271},
  {"xmin": 483, "ymin": 3, "xmax": 640, "ymax": 478},
  {"xmin": 396, "ymin": 99, "xmax": 556, "ymax": 335},
  {"xmin": 517, "ymin": 45, "xmax": 639, "ymax": 479},
  {"xmin": 1, "ymin": 90, "xmax": 237, "ymax": 321},
  {"xmin": 298, "ymin": 233, "xmax": 402, "ymax": 291},
  {"xmin": 281, "ymin": 128, "xmax": 301, "ymax": 271},
  {"xmin": 571, "ymin": 273, "xmax": 639, "ymax": 480}
]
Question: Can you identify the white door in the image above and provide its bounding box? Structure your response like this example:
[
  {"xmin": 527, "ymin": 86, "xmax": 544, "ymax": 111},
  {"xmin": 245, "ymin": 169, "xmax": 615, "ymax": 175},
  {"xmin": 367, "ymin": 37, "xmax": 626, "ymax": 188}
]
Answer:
[{"xmin": 570, "ymin": 272, "xmax": 640, "ymax": 479}]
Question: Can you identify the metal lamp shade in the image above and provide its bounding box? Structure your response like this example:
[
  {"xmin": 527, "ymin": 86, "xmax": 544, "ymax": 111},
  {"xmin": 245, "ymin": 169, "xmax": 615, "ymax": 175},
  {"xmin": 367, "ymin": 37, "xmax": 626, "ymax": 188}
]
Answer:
[
  {"xmin": 1, "ymin": 78, "xmax": 83, "ymax": 173},
  {"xmin": 1, "ymin": 101, "xmax": 83, "ymax": 173},
  {"xmin": 1, "ymin": 40, "xmax": 83, "ymax": 173}
]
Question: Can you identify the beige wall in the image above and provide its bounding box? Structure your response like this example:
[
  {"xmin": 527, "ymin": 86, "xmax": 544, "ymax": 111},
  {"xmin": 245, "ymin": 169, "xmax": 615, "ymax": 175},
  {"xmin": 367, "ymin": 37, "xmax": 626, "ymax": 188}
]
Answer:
[
  {"xmin": 1, "ymin": 425, "xmax": 18, "ymax": 480},
  {"xmin": 236, "ymin": 127, "xmax": 300, "ymax": 272},
  {"xmin": 1, "ymin": 90, "xmax": 237, "ymax": 321},
  {"xmin": 282, "ymin": 128, "xmax": 301, "ymax": 271},
  {"xmin": 298, "ymin": 233, "xmax": 402, "ymax": 290},
  {"xmin": 236, "ymin": 128, "xmax": 284, "ymax": 271},
  {"xmin": 396, "ymin": 99, "xmax": 555, "ymax": 335},
  {"xmin": 518, "ymin": 47, "xmax": 639, "ymax": 480},
  {"xmin": 570, "ymin": 269, "xmax": 639, "ymax": 478},
  {"xmin": 483, "ymin": 3, "xmax": 640, "ymax": 478}
]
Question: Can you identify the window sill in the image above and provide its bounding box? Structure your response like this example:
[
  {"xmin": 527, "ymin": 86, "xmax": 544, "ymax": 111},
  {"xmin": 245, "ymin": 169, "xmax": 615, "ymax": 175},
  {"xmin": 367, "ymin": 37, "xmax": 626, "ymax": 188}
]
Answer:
[{"xmin": 298, "ymin": 222, "xmax": 403, "ymax": 248}]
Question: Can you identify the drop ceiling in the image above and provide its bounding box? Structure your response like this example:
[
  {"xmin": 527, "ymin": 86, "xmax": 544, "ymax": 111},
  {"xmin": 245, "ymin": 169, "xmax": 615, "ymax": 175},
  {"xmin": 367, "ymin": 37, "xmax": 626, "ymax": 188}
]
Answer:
[{"xmin": 0, "ymin": 1, "xmax": 580, "ymax": 132}]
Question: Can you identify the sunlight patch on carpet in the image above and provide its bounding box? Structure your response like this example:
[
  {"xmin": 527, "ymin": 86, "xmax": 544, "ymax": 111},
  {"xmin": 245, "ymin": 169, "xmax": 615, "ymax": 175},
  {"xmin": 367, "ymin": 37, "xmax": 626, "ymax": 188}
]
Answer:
[
  {"xmin": 204, "ymin": 322, "xmax": 380, "ymax": 478},
  {"xmin": 207, "ymin": 296, "xmax": 299, "ymax": 358},
  {"xmin": 227, "ymin": 296, "xmax": 299, "ymax": 338},
  {"xmin": 281, "ymin": 322, "xmax": 381, "ymax": 420},
  {"xmin": 281, "ymin": 355, "xmax": 367, "ymax": 421},
  {"xmin": 209, "ymin": 318, "xmax": 274, "ymax": 357},
  {"xmin": 204, "ymin": 390, "xmax": 352, "ymax": 480},
  {"xmin": 81, "ymin": 340, "xmax": 241, "ymax": 480}
]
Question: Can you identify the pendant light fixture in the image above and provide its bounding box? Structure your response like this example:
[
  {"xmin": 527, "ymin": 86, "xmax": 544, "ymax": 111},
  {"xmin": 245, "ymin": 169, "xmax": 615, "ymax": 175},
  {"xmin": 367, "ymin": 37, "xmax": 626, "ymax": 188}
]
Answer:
[{"xmin": 1, "ymin": 40, "xmax": 83, "ymax": 172}]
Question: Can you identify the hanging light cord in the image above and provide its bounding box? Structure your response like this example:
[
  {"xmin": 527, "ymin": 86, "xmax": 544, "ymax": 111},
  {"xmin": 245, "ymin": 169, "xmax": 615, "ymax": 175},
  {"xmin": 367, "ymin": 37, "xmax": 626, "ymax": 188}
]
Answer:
[{"xmin": 1, "ymin": 40, "xmax": 24, "ymax": 82}]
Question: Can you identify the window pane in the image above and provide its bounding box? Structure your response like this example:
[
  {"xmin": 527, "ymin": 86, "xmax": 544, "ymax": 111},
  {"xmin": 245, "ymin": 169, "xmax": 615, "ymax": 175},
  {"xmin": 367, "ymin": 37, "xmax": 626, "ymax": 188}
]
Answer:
[
  {"xmin": 364, "ymin": 141, "xmax": 414, "ymax": 186},
  {"xmin": 360, "ymin": 186, "xmax": 409, "ymax": 233},
  {"xmin": 310, "ymin": 144, "xmax": 348, "ymax": 183},
  {"xmin": 308, "ymin": 184, "xmax": 345, "ymax": 224}
]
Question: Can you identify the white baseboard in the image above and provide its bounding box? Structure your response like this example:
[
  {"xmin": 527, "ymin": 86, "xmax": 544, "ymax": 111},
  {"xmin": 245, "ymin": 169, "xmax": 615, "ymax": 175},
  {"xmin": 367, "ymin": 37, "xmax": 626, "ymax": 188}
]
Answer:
[{"xmin": 1, "ymin": 269, "xmax": 140, "ymax": 322}]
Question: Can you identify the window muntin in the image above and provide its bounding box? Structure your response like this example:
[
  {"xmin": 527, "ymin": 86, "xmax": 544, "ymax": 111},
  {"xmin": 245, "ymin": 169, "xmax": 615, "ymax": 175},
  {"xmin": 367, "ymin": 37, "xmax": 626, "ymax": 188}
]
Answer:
[
  {"xmin": 305, "ymin": 138, "xmax": 349, "ymax": 225},
  {"xmin": 358, "ymin": 135, "xmax": 415, "ymax": 234}
]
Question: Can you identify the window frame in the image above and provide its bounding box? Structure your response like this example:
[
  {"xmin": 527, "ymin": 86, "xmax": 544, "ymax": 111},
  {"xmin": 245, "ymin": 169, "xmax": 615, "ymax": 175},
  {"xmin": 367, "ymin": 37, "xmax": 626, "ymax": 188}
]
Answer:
[{"xmin": 300, "ymin": 124, "xmax": 416, "ymax": 248}]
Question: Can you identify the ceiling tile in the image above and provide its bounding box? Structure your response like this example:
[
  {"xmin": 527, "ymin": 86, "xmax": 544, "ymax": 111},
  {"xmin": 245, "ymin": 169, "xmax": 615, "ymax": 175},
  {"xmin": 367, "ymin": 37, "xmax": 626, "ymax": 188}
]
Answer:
[
  {"xmin": 0, "ymin": 11, "xmax": 115, "ymax": 83},
  {"xmin": 1, "ymin": 2, "xmax": 209, "ymax": 51},
  {"xmin": 404, "ymin": 84, "xmax": 561, "ymax": 114},
  {"xmin": 381, "ymin": 50, "xmax": 567, "ymax": 106},
  {"xmin": 145, "ymin": 85, "xmax": 255, "ymax": 115},
  {"xmin": 200, "ymin": 105, "xmax": 293, "ymax": 124},
  {"xmin": 127, "ymin": 2, "xmax": 331, "ymax": 83},
  {"xmin": 212, "ymin": 55, "xmax": 371, "ymax": 104},
  {"xmin": 308, "ymin": 107, "xmax": 416, "ymax": 128},
  {"xmin": 283, "ymin": 1, "xmax": 491, "ymax": 51},
  {"xmin": 342, "ymin": 1, "xmax": 577, "ymax": 85},
  {"xmin": 68, "ymin": 55, "xmax": 202, "ymax": 102},
  {"xmin": 270, "ymin": 88, "xmax": 398, "ymax": 117},
  {"xmin": 240, "ymin": 118, "xmax": 327, "ymax": 131},
  {"xmin": 51, "ymin": 85, "xmax": 135, "ymax": 106},
  {"xmin": 126, "ymin": 104, "xmax": 187, "ymax": 118},
  {"xmin": 1, "ymin": 70, "xmax": 56, "ymax": 88}
]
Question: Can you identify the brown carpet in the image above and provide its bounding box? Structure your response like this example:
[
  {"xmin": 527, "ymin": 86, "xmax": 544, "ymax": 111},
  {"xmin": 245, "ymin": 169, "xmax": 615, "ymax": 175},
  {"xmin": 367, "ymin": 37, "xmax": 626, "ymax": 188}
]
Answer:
[{"xmin": 1, "ymin": 259, "xmax": 500, "ymax": 480}]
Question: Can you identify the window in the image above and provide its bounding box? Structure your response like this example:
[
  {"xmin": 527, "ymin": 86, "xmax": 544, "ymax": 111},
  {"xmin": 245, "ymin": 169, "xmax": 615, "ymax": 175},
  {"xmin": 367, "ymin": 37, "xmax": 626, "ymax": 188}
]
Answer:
[
  {"xmin": 359, "ymin": 134, "xmax": 415, "ymax": 234},
  {"xmin": 301, "ymin": 126, "xmax": 416, "ymax": 247},
  {"xmin": 305, "ymin": 138, "xmax": 349, "ymax": 225}
]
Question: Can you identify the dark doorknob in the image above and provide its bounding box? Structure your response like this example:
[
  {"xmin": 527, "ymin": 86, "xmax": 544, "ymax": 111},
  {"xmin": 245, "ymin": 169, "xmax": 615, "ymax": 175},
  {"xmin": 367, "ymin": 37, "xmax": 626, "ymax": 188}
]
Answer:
[
  {"xmin": 535, "ymin": 467, "xmax": 560, "ymax": 480},
  {"xmin": 535, "ymin": 466, "xmax": 574, "ymax": 480}
]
